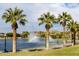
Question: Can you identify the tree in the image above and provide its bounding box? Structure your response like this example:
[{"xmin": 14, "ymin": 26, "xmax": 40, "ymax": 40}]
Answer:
[
  {"xmin": 21, "ymin": 31, "xmax": 30, "ymax": 38},
  {"xmin": 6, "ymin": 32, "xmax": 21, "ymax": 37},
  {"xmin": 38, "ymin": 12, "xmax": 57, "ymax": 49},
  {"xmin": 2, "ymin": 7, "xmax": 27, "ymax": 52},
  {"xmin": 67, "ymin": 20, "xmax": 79, "ymax": 45},
  {"xmin": 58, "ymin": 12, "xmax": 72, "ymax": 44},
  {"xmin": 58, "ymin": 12, "xmax": 72, "ymax": 34}
]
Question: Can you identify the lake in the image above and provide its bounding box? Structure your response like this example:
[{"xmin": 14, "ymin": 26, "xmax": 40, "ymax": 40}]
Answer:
[{"xmin": 0, "ymin": 37, "xmax": 63, "ymax": 52}]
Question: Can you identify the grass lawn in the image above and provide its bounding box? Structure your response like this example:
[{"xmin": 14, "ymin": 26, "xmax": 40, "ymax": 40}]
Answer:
[{"xmin": 0, "ymin": 45, "xmax": 79, "ymax": 56}]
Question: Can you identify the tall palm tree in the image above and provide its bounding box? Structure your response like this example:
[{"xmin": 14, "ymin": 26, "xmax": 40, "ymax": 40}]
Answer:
[
  {"xmin": 75, "ymin": 23, "xmax": 79, "ymax": 40},
  {"xmin": 58, "ymin": 12, "xmax": 72, "ymax": 44},
  {"xmin": 2, "ymin": 7, "xmax": 27, "ymax": 52},
  {"xmin": 38, "ymin": 12, "xmax": 57, "ymax": 49},
  {"xmin": 67, "ymin": 20, "xmax": 78, "ymax": 45}
]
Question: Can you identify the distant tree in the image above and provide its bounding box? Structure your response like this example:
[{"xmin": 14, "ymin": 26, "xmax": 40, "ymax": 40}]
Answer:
[
  {"xmin": 39, "ymin": 32, "xmax": 45, "ymax": 38},
  {"xmin": 6, "ymin": 32, "xmax": 21, "ymax": 37},
  {"xmin": 6, "ymin": 32, "xmax": 13, "ymax": 37},
  {"xmin": 21, "ymin": 31, "xmax": 30, "ymax": 38}
]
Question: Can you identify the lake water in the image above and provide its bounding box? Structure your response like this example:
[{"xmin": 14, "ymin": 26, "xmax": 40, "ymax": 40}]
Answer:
[{"xmin": 0, "ymin": 37, "xmax": 63, "ymax": 51}]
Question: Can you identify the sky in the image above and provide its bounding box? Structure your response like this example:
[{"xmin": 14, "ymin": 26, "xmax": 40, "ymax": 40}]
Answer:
[{"xmin": 0, "ymin": 3, "xmax": 79, "ymax": 33}]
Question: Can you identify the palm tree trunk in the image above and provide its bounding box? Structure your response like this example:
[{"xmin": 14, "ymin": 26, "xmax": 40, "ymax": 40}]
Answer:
[
  {"xmin": 63, "ymin": 26, "xmax": 66, "ymax": 45},
  {"xmin": 77, "ymin": 31, "xmax": 79, "ymax": 41},
  {"xmin": 12, "ymin": 28, "xmax": 16, "ymax": 53},
  {"xmin": 45, "ymin": 30, "xmax": 49, "ymax": 50},
  {"xmin": 73, "ymin": 31, "xmax": 76, "ymax": 45},
  {"xmin": 75, "ymin": 32, "xmax": 78, "ymax": 40},
  {"xmin": 70, "ymin": 31, "xmax": 73, "ymax": 46}
]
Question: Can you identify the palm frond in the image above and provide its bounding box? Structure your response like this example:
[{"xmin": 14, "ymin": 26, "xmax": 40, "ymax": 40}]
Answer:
[
  {"xmin": 2, "ymin": 7, "xmax": 27, "ymax": 29},
  {"xmin": 19, "ymin": 19, "xmax": 27, "ymax": 25}
]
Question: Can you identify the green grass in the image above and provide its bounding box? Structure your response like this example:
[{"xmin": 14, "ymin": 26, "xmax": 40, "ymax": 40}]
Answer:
[{"xmin": 0, "ymin": 45, "xmax": 79, "ymax": 56}]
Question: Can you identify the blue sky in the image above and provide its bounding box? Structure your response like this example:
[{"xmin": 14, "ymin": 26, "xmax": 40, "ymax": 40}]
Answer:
[{"xmin": 0, "ymin": 3, "xmax": 79, "ymax": 33}]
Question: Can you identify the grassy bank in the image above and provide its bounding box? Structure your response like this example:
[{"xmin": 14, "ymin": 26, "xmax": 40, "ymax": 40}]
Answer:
[{"xmin": 0, "ymin": 45, "xmax": 79, "ymax": 56}]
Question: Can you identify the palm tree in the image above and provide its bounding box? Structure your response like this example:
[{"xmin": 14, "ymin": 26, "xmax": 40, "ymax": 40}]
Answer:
[
  {"xmin": 38, "ymin": 12, "xmax": 57, "ymax": 49},
  {"xmin": 2, "ymin": 7, "xmax": 27, "ymax": 52},
  {"xmin": 67, "ymin": 20, "xmax": 78, "ymax": 45},
  {"xmin": 75, "ymin": 23, "xmax": 79, "ymax": 40},
  {"xmin": 58, "ymin": 12, "xmax": 72, "ymax": 44}
]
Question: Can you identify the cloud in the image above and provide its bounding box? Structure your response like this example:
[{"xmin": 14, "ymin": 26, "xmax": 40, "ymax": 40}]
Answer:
[
  {"xmin": 64, "ymin": 3, "xmax": 79, "ymax": 8},
  {"xmin": 49, "ymin": 3, "xmax": 64, "ymax": 8},
  {"xmin": 0, "ymin": 3, "xmax": 79, "ymax": 33}
]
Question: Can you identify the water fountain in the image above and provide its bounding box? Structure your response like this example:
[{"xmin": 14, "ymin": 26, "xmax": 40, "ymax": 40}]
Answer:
[
  {"xmin": 28, "ymin": 32, "xmax": 44, "ymax": 43},
  {"xmin": 28, "ymin": 35, "xmax": 42, "ymax": 42},
  {"xmin": 28, "ymin": 32, "xmax": 63, "ymax": 45}
]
